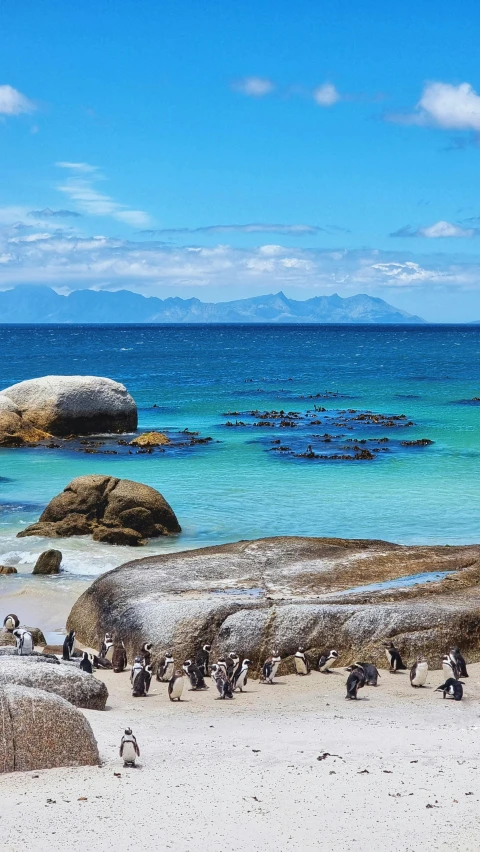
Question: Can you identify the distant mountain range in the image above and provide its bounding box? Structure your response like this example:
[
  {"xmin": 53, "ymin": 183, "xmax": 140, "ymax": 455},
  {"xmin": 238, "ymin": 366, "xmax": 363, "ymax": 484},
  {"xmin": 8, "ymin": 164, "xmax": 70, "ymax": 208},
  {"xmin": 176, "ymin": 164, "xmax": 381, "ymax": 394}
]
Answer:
[{"xmin": 0, "ymin": 285, "xmax": 426, "ymax": 324}]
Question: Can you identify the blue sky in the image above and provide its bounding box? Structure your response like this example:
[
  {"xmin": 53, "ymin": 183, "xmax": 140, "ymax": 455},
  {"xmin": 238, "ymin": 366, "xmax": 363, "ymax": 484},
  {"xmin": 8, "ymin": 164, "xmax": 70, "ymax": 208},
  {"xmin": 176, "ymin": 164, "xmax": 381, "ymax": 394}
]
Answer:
[{"xmin": 2, "ymin": 1, "xmax": 480, "ymax": 320}]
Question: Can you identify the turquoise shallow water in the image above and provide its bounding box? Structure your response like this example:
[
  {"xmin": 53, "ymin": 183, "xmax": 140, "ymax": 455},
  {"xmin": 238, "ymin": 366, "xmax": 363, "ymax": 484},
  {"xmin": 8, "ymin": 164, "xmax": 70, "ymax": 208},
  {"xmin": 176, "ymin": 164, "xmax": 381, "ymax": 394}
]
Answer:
[{"xmin": 0, "ymin": 323, "xmax": 479, "ymax": 632}]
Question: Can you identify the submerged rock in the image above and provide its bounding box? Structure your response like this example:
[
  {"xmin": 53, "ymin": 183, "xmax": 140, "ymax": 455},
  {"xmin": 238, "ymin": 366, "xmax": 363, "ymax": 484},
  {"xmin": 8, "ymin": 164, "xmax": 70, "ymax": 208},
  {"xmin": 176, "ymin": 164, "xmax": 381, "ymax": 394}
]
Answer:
[
  {"xmin": 0, "ymin": 375, "xmax": 137, "ymax": 442},
  {"xmin": 0, "ymin": 658, "xmax": 108, "ymax": 709},
  {"xmin": 0, "ymin": 565, "xmax": 17, "ymax": 575},
  {"xmin": 67, "ymin": 536, "xmax": 480, "ymax": 671},
  {"xmin": 18, "ymin": 474, "xmax": 181, "ymax": 545},
  {"xmin": 130, "ymin": 431, "xmax": 171, "ymax": 447},
  {"xmin": 0, "ymin": 684, "xmax": 100, "ymax": 772},
  {"xmin": 32, "ymin": 549, "xmax": 62, "ymax": 575}
]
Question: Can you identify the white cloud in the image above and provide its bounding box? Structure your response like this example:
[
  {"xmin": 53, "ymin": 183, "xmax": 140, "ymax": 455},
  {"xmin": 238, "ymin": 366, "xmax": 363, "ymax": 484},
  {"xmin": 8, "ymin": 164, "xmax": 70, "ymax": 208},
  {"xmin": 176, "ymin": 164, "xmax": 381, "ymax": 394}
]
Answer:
[
  {"xmin": 0, "ymin": 84, "xmax": 35, "ymax": 115},
  {"xmin": 56, "ymin": 162, "xmax": 98, "ymax": 173},
  {"xmin": 388, "ymin": 81, "xmax": 480, "ymax": 131},
  {"xmin": 232, "ymin": 77, "xmax": 275, "ymax": 97},
  {"xmin": 313, "ymin": 83, "xmax": 341, "ymax": 107},
  {"xmin": 56, "ymin": 163, "xmax": 151, "ymax": 227},
  {"xmin": 420, "ymin": 220, "xmax": 474, "ymax": 238}
]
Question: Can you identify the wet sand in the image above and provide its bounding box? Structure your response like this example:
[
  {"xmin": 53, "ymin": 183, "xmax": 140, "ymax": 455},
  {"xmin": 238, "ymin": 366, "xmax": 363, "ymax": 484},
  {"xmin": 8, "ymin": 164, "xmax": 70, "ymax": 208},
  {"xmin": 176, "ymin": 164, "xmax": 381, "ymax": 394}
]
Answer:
[{"xmin": 1, "ymin": 662, "xmax": 480, "ymax": 851}]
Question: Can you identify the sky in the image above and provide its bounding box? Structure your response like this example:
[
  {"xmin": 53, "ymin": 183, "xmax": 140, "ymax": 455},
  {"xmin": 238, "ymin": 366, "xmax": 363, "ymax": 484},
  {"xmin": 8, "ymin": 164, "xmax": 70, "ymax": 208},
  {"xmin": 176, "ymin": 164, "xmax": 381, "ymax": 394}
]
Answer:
[{"xmin": 2, "ymin": 1, "xmax": 480, "ymax": 321}]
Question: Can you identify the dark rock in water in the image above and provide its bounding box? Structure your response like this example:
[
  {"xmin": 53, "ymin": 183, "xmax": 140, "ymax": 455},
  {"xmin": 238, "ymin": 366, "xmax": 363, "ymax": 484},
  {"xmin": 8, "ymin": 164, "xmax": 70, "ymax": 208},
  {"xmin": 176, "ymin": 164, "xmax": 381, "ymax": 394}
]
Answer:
[
  {"xmin": 33, "ymin": 549, "xmax": 62, "ymax": 575},
  {"xmin": 0, "ymin": 658, "xmax": 108, "ymax": 709},
  {"xmin": 0, "ymin": 565, "xmax": 17, "ymax": 575},
  {"xmin": 0, "ymin": 684, "xmax": 100, "ymax": 772},
  {"xmin": 17, "ymin": 474, "xmax": 181, "ymax": 545},
  {"xmin": 67, "ymin": 537, "xmax": 480, "ymax": 672},
  {"xmin": 400, "ymin": 439, "xmax": 434, "ymax": 447}
]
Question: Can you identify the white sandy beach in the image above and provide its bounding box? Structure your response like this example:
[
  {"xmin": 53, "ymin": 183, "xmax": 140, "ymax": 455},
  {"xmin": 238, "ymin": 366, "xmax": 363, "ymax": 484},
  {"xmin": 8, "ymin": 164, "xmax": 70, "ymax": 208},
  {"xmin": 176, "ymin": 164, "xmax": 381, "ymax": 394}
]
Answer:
[{"xmin": 1, "ymin": 661, "xmax": 479, "ymax": 852}]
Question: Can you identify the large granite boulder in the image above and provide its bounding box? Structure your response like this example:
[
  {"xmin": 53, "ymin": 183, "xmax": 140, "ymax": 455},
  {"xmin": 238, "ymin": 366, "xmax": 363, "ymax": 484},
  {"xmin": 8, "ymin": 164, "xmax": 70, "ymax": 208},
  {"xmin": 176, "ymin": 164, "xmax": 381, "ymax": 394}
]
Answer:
[
  {"xmin": 33, "ymin": 549, "xmax": 62, "ymax": 575},
  {"xmin": 0, "ymin": 374, "xmax": 137, "ymax": 442},
  {"xmin": 0, "ymin": 658, "xmax": 108, "ymax": 709},
  {"xmin": 0, "ymin": 684, "xmax": 99, "ymax": 772},
  {"xmin": 0, "ymin": 648, "xmax": 60, "ymax": 662},
  {"xmin": 0, "ymin": 626, "xmax": 46, "ymax": 647},
  {"xmin": 0, "ymin": 565, "xmax": 17, "ymax": 574},
  {"xmin": 67, "ymin": 536, "xmax": 480, "ymax": 672},
  {"xmin": 18, "ymin": 474, "xmax": 181, "ymax": 545}
]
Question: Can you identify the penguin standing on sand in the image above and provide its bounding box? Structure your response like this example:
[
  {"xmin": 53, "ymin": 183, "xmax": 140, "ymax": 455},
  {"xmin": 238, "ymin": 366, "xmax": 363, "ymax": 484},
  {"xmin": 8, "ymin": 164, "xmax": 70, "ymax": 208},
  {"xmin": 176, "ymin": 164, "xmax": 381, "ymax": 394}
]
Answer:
[
  {"xmin": 196, "ymin": 644, "xmax": 211, "ymax": 678},
  {"xmin": 168, "ymin": 670, "xmax": 184, "ymax": 701},
  {"xmin": 345, "ymin": 666, "xmax": 366, "ymax": 699},
  {"xmin": 317, "ymin": 650, "xmax": 339, "ymax": 673},
  {"xmin": 183, "ymin": 659, "xmax": 207, "ymax": 690},
  {"xmin": 3, "ymin": 614, "xmax": 19, "ymax": 632},
  {"xmin": 140, "ymin": 643, "xmax": 153, "ymax": 666},
  {"xmin": 442, "ymin": 654, "xmax": 458, "ymax": 680},
  {"xmin": 132, "ymin": 662, "xmax": 150, "ymax": 698},
  {"xmin": 156, "ymin": 653, "xmax": 175, "ymax": 682},
  {"xmin": 261, "ymin": 653, "xmax": 282, "ymax": 684},
  {"xmin": 213, "ymin": 666, "xmax": 234, "ymax": 699},
  {"xmin": 99, "ymin": 633, "xmax": 114, "ymax": 659},
  {"xmin": 80, "ymin": 651, "xmax": 93, "ymax": 674},
  {"xmin": 347, "ymin": 662, "xmax": 380, "ymax": 686},
  {"xmin": 13, "ymin": 628, "xmax": 34, "ymax": 655},
  {"xmin": 120, "ymin": 728, "xmax": 140, "ymax": 767},
  {"xmin": 384, "ymin": 642, "xmax": 407, "ymax": 673},
  {"xmin": 449, "ymin": 647, "xmax": 468, "ymax": 678},
  {"xmin": 130, "ymin": 656, "xmax": 145, "ymax": 694},
  {"xmin": 144, "ymin": 664, "xmax": 153, "ymax": 694},
  {"xmin": 62, "ymin": 630, "xmax": 76, "ymax": 661},
  {"xmin": 294, "ymin": 647, "xmax": 311, "ymax": 675},
  {"xmin": 436, "ymin": 677, "xmax": 464, "ymax": 701},
  {"xmin": 233, "ymin": 659, "xmax": 251, "ymax": 692},
  {"xmin": 410, "ymin": 655, "xmax": 429, "ymax": 688},
  {"xmin": 112, "ymin": 640, "xmax": 128, "ymax": 673},
  {"xmin": 226, "ymin": 652, "xmax": 239, "ymax": 680}
]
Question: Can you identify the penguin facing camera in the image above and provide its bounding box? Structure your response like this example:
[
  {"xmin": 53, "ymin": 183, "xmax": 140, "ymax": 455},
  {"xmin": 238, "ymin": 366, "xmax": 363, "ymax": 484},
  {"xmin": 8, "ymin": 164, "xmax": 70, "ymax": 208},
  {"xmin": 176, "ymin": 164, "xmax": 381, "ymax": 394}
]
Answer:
[
  {"xmin": 157, "ymin": 653, "xmax": 175, "ymax": 682},
  {"xmin": 120, "ymin": 728, "xmax": 140, "ymax": 767},
  {"xmin": 294, "ymin": 648, "xmax": 310, "ymax": 675},
  {"xmin": 410, "ymin": 656, "xmax": 428, "ymax": 688},
  {"xmin": 233, "ymin": 659, "xmax": 251, "ymax": 692},
  {"xmin": 13, "ymin": 628, "xmax": 34, "ymax": 655},
  {"xmin": 3, "ymin": 613, "xmax": 19, "ymax": 632},
  {"xmin": 168, "ymin": 670, "xmax": 184, "ymax": 701},
  {"xmin": 449, "ymin": 647, "xmax": 468, "ymax": 678},
  {"xmin": 260, "ymin": 653, "xmax": 282, "ymax": 684},
  {"xmin": 442, "ymin": 654, "xmax": 458, "ymax": 680}
]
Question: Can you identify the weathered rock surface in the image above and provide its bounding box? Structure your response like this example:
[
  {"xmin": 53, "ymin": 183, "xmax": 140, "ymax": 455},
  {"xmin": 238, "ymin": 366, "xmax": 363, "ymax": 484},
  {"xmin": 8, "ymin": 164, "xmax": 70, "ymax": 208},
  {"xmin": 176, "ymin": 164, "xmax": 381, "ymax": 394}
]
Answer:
[
  {"xmin": 0, "ymin": 375, "xmax": 137, "ymax": 443},
  {"xmin": 0, "ymin": 648, "xmax": 60, "ymax": 662},
  {"xmin": 0, "ymin": 658, "xmax": 108, "ymax": 709},
  {"xmin": 32, "ymin": 549, "xmax": 62, "ymax": 575},
  {"xmin": 0, "ymin": 684, "xmax": 99, "ymax": 772},
  {"xmin": 130, "ymin": 431, "xmax": 171, "ymax": 447},
  {"xmin": 0, "ymin": 565, "xmax": 17, "ymax": 574},
  {"xmin": 0, "ymin": 626, "xmax": 46, "ymax": 647},
  {"xmin": 18, "ymin": 474, "xmax": 181, "ymax": 544},
  {"xmin": 67, "ymin": 537, "xmax": 480, "ymax": 672}
]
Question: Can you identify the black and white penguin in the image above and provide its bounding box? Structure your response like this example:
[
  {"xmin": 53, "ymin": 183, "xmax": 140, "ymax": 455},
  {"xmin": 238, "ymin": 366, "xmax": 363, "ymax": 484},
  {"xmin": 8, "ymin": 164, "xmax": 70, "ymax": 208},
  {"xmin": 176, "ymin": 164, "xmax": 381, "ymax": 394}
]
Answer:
[
  {"xmin": 384, "ymin": 642, "xmax": 407, "ymax": 673},
  {"xmin": 168, "ymin": 669, "xmax": 184, "ymax": 701},
  {"xmin": 144, "ymin": 664, "xmax": 153, "ymax": 694},
  {"xmin": 317, "ymin": 650, "xmax": 339, "ymax": 673},
  {"xmin": 130, "ymin": 656, "xmax": 144, "ymax": 688},
  {"xmin": 132, "ymin": 663, "xmax": 149, "ymax": 698},
  {"xmin": 3, "ymin": 613, "xmax": 20, "ymax": 632},
  {"xmin": 140, "ymin": 643, "xmax": 153, "ymax": 666},
  {"xmin": 227, "ymin": 652, "xmax": 240, "ymax": 681},
  {"xmin": 410, "ymin": 655, "xmax": 428, "ymax": 688},
  {"xmin": 156, "ymin": 652, "xmax": 175, "ymax": 682},
  {"xmin": 216, "ymin": 658, "xmax": 228, "ymax": 677},
  {"xmin": 79, "ymin": 651, "xmax": 94, "ymax": 674},
  {"xmin": 112, "ymin": 641, "xmax": 128, "ymax": 673},
  {"xmin": 345, "ymin": 666, "xmax": 366, "ymax": 699},
  {"xmin": 13, "ymin": 628, "xmax": 34, "ymax": 655},
  {"xmin": 62, "ymin": 629, "xmax": 76, "ymax": 661},
  {"xmin": 347, "ymin": 662, "xmax": 380, "ymax": 686},
  {"xmin": 294, "ymin": 647, "xmax": 311, "ymax": 676},
  {"xmin": 442, "ymin": 654, "xmax": 457, "ymax": 680},
  {"xmin": 261, "ymin": 653, "xmax": 282, "ymax": 684},
  {"xmin": 436, "ymin": 677, "xmax": 464, "ymax": 701},
  {"xmin": 449, "ymin": 647, "xmax": 468, "ymax": 678},
  {"xmin": 183, "ymin": 659, "xmax": 207, "ymax": 690},
  {"xmin": 195, "ymin": 644, "xmax": 211, "ymax": 677},
  {"xmin": 99, "ymin": 633, "xmax": 114, "ymax": 659},
  {"xmin": 213, "ymin": 667, "xmax": 234, "ymax": 699},
  {"xmin": 120, "ymin": 728, "xmax": 140, "ymax": 766},
  {"xmin": 93, "ymin": 654, "xmax": 113, "ymax": 669},
  {"xmin": 233, "ymin": 659, "xmax": 251, "ymax": 692}
]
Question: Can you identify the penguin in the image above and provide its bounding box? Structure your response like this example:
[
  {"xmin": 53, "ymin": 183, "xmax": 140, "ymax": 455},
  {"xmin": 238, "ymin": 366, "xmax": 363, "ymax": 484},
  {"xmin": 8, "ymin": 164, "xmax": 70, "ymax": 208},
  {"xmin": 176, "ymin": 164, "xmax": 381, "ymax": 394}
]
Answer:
[
  {"xmin": 99, "ymin": 633, "xmax": 114, "ymax": 659},
  {"xmin": 345, "ymin": 666, "xmax": 366, "ymax": 699},
  {"xmin": 79, "ymin": 650, "xmax": 93, "ymax": 674},
  {"xmin": 436, "ymin": 677, "xmax": 464, "ymax": 701},
  {"xmin": 156, "ymin": 653, "xmax": 175, "ymax": 682},
  {"xmin": 317, "ymin": 650, "xmax": 339, "ymax": 673},
  {"xmin": 130, "ymin": 656, "xmax": 144, "ymax": 688},
  {"xmin": 183, "ymin": 659, "xmax": 207, "ymax": 690},
  {"xmin": 449, "ymin": 647, "xmax": 468, "ymax": 678},
  {"xmin": 112, "ymin": 640, "xmax": 128, "ymax": 673},
  {"xmin": 195, "ymin": 644, "xmax": 211, "ymax": 677},
  {"xmin": 132, "ymin": 663, "xmax": 149, "ymax": 698},
  {"xmin": 384, "ymin": 642, "xmax": 407, "ymax": 673},
  {"xmin": 233, "ymin": 659, "xmax": 251, "ymax": 692},
  {"xmin": 410, "ymin": 655, "xmax": 428, "ymax": 688},
  {"xmin": 62, "ymin": 629, "xmax": 76, "ymax": 661},
  {"xmin": 213, "ymin": 667, "xmax": 234, "ymax": 699},
  {"xmin": 442, "ymin": 654, "xmax": 458, "ymax": 680},
  {"xmin": 168, "ymin": 670, "xmax": 184, "ymax": 701},
  {"xmin": 261, "ymin": 653, "xmax": 282, "ymax": 684},
  {"xmin": 3, "ymin": 613, "xmax": 19, "ymax": 632},
  {"xmin": 347, "ymin": 662, "xmax": 380, "ymax": 686},
  {"xmin": 144, "ymin": 664, "xmax": 153, "ymax": 694},
  {"xmin": 120, "ymin": 728, "xmax": 140, "ymax": 766},
  {"xmin": 216, "ymin": 658, "xmax": 228, "ymax": 678},
  {"xmin": 227, "ymin": 652, "xmax": 240, "ymax": 681},
  {"xmin": 93, "ymin": 654, "xmax": 113, "ymax": 670},
  {"xmin": 140, "ymin": 642, "xmax": 153, "ymax": 666},
  {"xmin": 12, "ymin": 628, "xmax": 34, "ymax": 655},
  {"xmin": 294, "ymin": 647, "xmax": 310, "ymax": 675}
]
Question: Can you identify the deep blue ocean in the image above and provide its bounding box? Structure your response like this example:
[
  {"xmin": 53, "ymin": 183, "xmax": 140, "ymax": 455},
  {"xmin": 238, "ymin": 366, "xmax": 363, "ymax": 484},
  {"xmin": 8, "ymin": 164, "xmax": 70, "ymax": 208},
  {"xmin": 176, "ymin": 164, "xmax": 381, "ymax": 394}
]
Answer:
[{"xmin": 0, "ymin": 324, "xmax": 479, "ymax": 637}]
